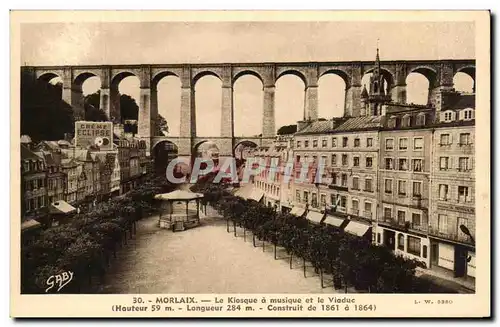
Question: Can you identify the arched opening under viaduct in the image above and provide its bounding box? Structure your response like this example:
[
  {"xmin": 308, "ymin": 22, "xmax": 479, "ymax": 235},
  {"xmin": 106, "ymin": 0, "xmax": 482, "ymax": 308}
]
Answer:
[
  {"xmin": 152, "ymin": 140, "xmax": 179, "ymax": 177},
  {"xmin": 110, "ymin": 72, "xmax": 141, "ymax": 130},
  {"xmin": 453, "ymin": 69, "xmax": 475, "ymax": 93},
  {"xmin": 194, "ymin": 72, "xmax": 222, "ymax": 137},
  {"xmin": 275, "ymin": 71, "xmax": 306, "ymax": 133},
  {"xmin": 233, "ymin": 72, "xmax": 263, "ymax": 137},
  {"xmin": 153, "ymin": 72, "xmax": 181, "ymax": 137},
  {"xmin": 318, "ymin": 70, "xmax": 347, "ymax": 119},
  {"xmin": 405, "ymin": 68, "xmax": 437, "ymax": 106}
]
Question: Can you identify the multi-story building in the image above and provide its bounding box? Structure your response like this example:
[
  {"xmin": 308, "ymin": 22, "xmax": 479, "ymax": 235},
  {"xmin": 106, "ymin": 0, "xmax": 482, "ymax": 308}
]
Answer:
[
  {"xmin": 21, "ymin": 143, "xmax": 48, "ymax": 222},
  {"xmin": 109, "ymin": 152, "xmax": 121, "ymax": 196},
  {"xmin": 243, "ymin": 48, "xmax": 476, "ymax": 289},
  {"xmin": 76, "ymin": 163, "xmax": 87, "ymax": 205},
  {"xmin": 73, "ymin": 149, "xmax": 100, "ymax": 205},
  {"xmin": 129, "ymin": 140, "xmax": 141, "ymax": 189},
  {"xmin": 293, "ymin": 116, "xmax": 380, "ymax": 238},
  {"xmin": 92, "ymin": 152, "xmax": 111, "ymax": 200},
  {"xmin": 253, "ymin": 135, "xmax": 294, "ymax": 211},
  {"xmin": 138, "ymin": 139, "xmax": 150, "ymax": 175},
  {"xmin": 375, "ymin": 104, "xmax": 435, "ymax": 268},
  {"xmin": 35, "ymin": 151, "xmax": 66, "ymax": 205},
  {"xmin": 428, "ymin": 92, "xmax": 476, "ymax": 281},
  {"xmin": 116, "ymin": 138, "xmax": 131, "ymax": 194},
  {"xmin": 61, "ymin": 158, "xmax": 80, "ymax": 205}
]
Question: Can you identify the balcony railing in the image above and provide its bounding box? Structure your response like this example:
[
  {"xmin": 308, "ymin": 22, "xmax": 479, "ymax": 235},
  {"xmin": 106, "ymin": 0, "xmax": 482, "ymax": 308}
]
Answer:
[
  {"xmin": 351, "ymin": 209, "xmax": 359, "ymax": 216},
  {"xmin": 428, "ymin": 226, "xmax": 474, "ymax": 245},
  {"xmin": 378, "ymin": 217, "xmax": 428, "ymax": 233},
  {"xmin": 328, "ymin": 184, "xmax": 349, "ymax": 192}
]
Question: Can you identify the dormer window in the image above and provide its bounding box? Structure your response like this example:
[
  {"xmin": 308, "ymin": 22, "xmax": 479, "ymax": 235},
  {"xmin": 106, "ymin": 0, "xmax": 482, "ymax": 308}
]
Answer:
[
  {"xmin": 388, "ymin": 116, "xmax": 397, "ymax": 128},
  {"xmin": 416, "ymin": 113, "xmax": 426, "ymax": 126},
  {"xmin": 441, "ymin": 110, "xmax": 455, "ymax": 123},
  {"xmin": 462, "ymin": 108, "xmax": 474, "ymax": 121},
  {"xmin": 401, "ymin": 115, "xmax": 411, "ymax": 128}
]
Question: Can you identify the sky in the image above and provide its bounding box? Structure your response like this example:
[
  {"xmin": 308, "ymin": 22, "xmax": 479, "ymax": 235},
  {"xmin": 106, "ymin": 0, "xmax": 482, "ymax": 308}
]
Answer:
[{"xmin": 21, "ymin": 21, "xmax": 475, "ymax": 137}]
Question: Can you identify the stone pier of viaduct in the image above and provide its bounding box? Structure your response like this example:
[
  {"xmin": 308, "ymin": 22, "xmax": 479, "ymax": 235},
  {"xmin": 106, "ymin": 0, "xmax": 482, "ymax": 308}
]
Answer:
[{"xmin": 23, "ymin": 59, "xmax": 475, "ymax": 158}]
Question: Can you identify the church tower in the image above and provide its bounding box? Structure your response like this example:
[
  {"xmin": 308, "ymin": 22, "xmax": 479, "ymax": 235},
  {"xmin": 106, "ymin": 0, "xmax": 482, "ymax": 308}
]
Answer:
[{"xmin": 366, "ymin": 46, "xmax": 391, "ymax": 116}]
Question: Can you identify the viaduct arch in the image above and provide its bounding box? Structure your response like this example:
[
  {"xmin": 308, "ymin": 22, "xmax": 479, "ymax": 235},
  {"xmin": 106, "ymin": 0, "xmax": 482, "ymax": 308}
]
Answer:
[{"xmin": 25, "ymin": 58, "xmax": 475, "ymax": 158}]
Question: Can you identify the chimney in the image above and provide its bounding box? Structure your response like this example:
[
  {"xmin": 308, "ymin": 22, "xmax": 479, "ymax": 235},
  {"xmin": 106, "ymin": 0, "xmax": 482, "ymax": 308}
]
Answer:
[{"xmin": 296, "ymin": 120, "xmax": 310, "ymax": 132}]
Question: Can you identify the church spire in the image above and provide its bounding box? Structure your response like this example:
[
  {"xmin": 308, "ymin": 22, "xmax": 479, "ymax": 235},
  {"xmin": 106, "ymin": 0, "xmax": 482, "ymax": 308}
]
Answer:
[{"xmin": 375, "ymin": 39, "xmax": 381, "ymax": 74}]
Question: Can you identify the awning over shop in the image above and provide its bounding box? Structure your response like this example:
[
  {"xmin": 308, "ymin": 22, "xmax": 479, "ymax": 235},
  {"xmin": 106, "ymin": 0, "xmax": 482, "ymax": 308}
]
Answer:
[
  {"xmin": 323, "ymin": 215, "xmax": 346, "ymax": 227},
  {"xmin": 344, "ymin": 220, "xmax": 372, "ymax": 237},
  {"xmin": 49, "ymin": 200, "xmax": 77, "ymax": 214},
  {"xmin": 248, "ymin": 189, "xmax": 265, "ymax": 202},
  {"xmin": 234, "ymin": 186, "xmax": 253, "ymax": 199},
  {"xmin": 306, "ymin": 211, "xmax": 325, "ymax": 224},
  {"xmin": 21, "ymin": 219, "xmax": 41, "ymax": 231},
  {"xmin": 289, "ymin": 206, "xmax": 306, "ymax": 217}
]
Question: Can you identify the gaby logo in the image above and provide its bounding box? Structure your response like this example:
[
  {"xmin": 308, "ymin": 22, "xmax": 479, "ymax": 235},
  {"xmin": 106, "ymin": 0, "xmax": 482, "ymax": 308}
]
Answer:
[
  {"xmin": 164, "ymin": 157, "xmax": 326, "ymax": 185},
  {"xmin": 46, "ymin": 271, "xmax": 74, "ymax": 293}
]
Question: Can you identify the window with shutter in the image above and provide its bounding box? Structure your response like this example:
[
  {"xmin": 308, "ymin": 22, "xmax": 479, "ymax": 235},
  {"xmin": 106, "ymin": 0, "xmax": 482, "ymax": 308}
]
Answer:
[
  {"xmin": 352, "ymin": 177, "xmax": 359, "ymax": 190},
  {"xmin": 439, "ymin": 184, "xmax": 449, "ymax": 200},
  {"xmin": 384, "ymin": 207, "xmax": 392, "ymax": 219},
  {"xmin": 438, "ymin": 214, "xmax": 448, "ymax": 233},
  {"xmin": 413, "ymin": 137, "xmax": 424, "ymax": 150}
]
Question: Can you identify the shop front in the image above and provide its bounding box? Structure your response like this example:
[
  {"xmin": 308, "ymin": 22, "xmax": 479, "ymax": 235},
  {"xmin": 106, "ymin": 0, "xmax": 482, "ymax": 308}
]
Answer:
[{"xmin": 375, "ymin": 225, "xmax": 430, "ymax": 268}]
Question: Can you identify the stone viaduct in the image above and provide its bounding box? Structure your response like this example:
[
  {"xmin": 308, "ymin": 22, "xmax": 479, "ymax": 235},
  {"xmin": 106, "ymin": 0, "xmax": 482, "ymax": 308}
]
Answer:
[{"xmin": 24, "ymin": 59, "xmax": 475, "ymax": 160}]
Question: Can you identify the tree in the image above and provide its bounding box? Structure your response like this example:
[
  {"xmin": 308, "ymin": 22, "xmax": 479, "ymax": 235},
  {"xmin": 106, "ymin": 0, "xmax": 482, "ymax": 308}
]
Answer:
[
  {"xmin": 194, "ymin": 180, "xmax": 438, "ymax": 293},
  {"xmin": 84, "ymin": 90, "xmax": 100, "ymax": 108},
  {"xmin": 84, "ymin": 91, "xmax": 108, "ymax": 122},
  {"xmin": 21, "ymin": 71, "xmax": 75, "ymax": 141},
  {"xmin": 120, "ymin": 94, "xmax": 139, "ymax": 122},
  {"xmin": 154, "ymin": 114, "xmax": 169, "ymax": 135},
  {"xmin": 20, "ymin": 176, "xmax": 168, "ymax": 294},
  {"xmin": 277, "ymin": 124, "xmax": 297, "ymax": 135}
]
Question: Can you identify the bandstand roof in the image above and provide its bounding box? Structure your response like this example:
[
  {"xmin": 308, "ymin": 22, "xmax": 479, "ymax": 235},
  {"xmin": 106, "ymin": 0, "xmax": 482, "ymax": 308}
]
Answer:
[{"xmin": 154, "ymin": 190, "xmax": 204, "ymax": 201}]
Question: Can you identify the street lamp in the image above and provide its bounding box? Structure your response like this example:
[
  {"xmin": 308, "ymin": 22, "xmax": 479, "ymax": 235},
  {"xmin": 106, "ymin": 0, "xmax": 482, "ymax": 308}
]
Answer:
[
  {"xmin": 459, "ymin": 224, "xmax": 475, "ymax": 263},
  {"xmin": 459, "ymin": 224, "xmax": 475, "ymax": 244}
]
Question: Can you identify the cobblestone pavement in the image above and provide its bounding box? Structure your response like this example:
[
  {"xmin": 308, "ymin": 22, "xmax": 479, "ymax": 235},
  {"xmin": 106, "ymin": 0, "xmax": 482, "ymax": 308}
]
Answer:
[{"xmin": 97, "ymin": 213, "xmax": 337, "ymax": 294}]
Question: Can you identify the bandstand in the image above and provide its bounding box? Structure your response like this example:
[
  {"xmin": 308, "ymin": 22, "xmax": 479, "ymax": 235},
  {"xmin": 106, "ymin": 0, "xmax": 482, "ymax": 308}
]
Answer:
[{"xmin": 154, "ymin": 190, "xmax": 204, "ymax": 232}]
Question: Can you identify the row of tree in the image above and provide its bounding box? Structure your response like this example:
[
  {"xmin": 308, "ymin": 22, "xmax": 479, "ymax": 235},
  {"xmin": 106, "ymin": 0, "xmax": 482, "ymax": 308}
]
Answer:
[
  {"xmin": 192, "ymin": 178, "xmax": 455, "ymax": 293},
  {"xmin": 21, "ymin": 175, "xmax": 174, "ymax": 294}
]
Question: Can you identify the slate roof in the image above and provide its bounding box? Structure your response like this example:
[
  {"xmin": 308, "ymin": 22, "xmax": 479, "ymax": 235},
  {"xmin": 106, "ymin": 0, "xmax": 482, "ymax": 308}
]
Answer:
[
  {"xmin": 451, "ymin": 94, "xmax": 475, "ymax": 110},
  {"xmin": 334, "ymin": 116, "xmax": 383, "ymax": 132},
  {"xmin": 296, "ymin": 116, "xmax": 383, "ymax": 135},
  {"xmin": 296, "ymin": 120, "xmax": 335, "ymax": 134},
  {"xmin": 21, "ymin": 144, "xmax": 42, "ymax": 161}
]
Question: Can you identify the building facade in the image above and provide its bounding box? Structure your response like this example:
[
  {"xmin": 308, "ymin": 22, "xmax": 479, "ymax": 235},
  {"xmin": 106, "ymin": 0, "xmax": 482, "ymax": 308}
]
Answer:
[
  {"xmin": 292, "ymin": 117, "xmax": 380, "ymax": 237},
  {"xmin": 245, "ymin": 49, "xmax": 476, "ymax": 288},
  {"xmin": 61, "ymin": 158, "xmax": 80, "ymax": 205},
  {"xmin": 375, "ymin": 104, "xmax": 435, "ymax": 268},
  {"xmin": 21, "ymin": 144, "xmax": 48, "ymax": 222},
  {"xmin": 252, "ymin": 135, "xmax": 294, "ymax": 211},
  {"xmin": 428, "ymin": 100, "xmax": 476, "ymax": 280}
]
